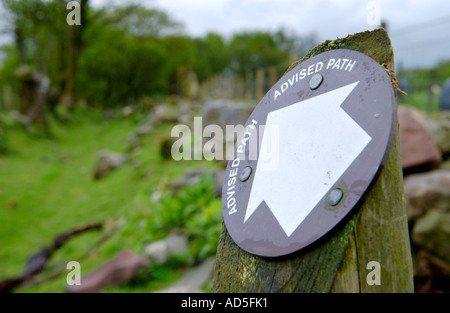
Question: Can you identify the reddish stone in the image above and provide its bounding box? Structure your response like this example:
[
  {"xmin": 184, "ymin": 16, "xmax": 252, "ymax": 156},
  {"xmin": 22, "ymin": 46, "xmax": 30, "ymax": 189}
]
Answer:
[
  {"xmin": 398, "ymin": 107, "xmax": 441, "ymax": 172},
  {"xmin": 66, "ymin": 249, "xmax": 149, "ymax": 293}
]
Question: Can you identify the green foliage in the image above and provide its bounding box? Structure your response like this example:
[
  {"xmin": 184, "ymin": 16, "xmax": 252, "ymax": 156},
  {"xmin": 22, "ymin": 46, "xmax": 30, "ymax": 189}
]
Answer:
[
  {"xmin": 150, "ymin": 174, "xmax": 222, "ymax": 261},
  {"xmin": 160, "ymin": 35, "xmax": 197, "ymax": 94},
  {"xmin": 193, "ymin": 33, "xmax": 230, "ymax": 82},
  {"xmin": 77, "ymin": 28, "xmax": 169, "ymax": 107},
  {"xmin": 0, "ymin": 1, "xmax": 319, "ymax": 109},
  {"xmin": 229, "ymin": 31, "xmax": 290, "ymax": 75},
  {"xmin": 0, "ymin": 117, "xmax": 7, "ymax": 154},
  {"xmin": 0, "ymin": 108, "xmax": 222, "ymax": 292},
  {"xmin": 397, "ymin": 65, "xmax": 445, "ymax": 112},
  {"xmin": 0, "ymin": 46, "xmax": 20, "ymax": 87}
]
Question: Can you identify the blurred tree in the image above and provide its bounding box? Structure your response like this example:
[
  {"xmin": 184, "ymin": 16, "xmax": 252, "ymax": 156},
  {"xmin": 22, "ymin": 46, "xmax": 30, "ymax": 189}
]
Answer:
[
  {"xmin": 0, "ymin": 0, "xmax": 88, "ymax": 126},
  {"xmin": 76, "ymin": 4, "xmax": 185, "ymax": 106},
  {"xmin": 77, "ymin": 27, "xmax": 168, "ymax": 107},
  {"xmin": 160, "ymin": 35, "xmax": 196, "ymax": 95},
  {"xmin": 272, "ymin": 28, "xmax": 317, "ymax": 60},
  {"xmin": 436, "ymin": 60, "xmax": 450, "ymax": 82},
  {"xmin": 193, "ymin": 33, "xmax": 229, "ymax": 82},
  {"xmin": 228, "ymin": 29, "xmax": 317, "ymax": 76},
  {"xmin": 229, "ymin": 31, "xmax": 286, "ymax": 75},
  {"xmin": 0, "ymin": 1, "xmax": 319, "ymax": 111},
  {"xmin": 62, "ymin": 0, "xmax": 88, "ymax": 109},
  {"xmin": 101, "ymin": 4, "xmax": 182, "ymax": 38}
]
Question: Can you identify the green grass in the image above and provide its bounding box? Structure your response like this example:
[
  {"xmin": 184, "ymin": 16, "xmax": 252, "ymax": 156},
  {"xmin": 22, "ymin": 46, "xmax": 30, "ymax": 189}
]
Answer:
[
  {"xmin": 398, "ymin": 90, "xmax": 440, "ymax": 113},
  {"xmin": 0, "ymin": 108, "xmax": 221, "ymax": 292}
]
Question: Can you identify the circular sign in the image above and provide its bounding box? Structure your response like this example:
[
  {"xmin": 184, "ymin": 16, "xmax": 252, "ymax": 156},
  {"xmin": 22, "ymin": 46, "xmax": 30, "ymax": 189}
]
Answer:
[{"xmin": 222, "ymin": 49, "xmax": 396, "ymax": 257}]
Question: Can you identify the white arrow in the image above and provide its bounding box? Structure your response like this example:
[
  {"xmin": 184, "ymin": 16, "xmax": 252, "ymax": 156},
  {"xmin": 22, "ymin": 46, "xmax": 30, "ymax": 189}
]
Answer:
[{"xmin": 244, "ymin": 81, "xmax": 372, "ymax": 237}]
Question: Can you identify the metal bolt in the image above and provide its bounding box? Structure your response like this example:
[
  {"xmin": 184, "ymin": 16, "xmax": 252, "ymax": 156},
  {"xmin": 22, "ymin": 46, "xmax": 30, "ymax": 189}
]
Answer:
[
  {"xmin": 309, "ymin": 73, "xmax": 323, "ymax": 90},
  {"xmin": 328, "ymin": 188, "xmax": 344, "ymax": 206},
  {"xmin": 239, "ymin": 166, "xmax": 252, "ymax": 182}
]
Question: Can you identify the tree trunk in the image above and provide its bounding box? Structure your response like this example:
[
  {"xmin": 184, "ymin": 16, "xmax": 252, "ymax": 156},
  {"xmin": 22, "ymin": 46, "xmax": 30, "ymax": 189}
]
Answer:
[
  {"xmin": 62, "ymin": 0, "xmax": 88, "ymax": 109},
  {"xmin": 212, "ymin": 28, "xmax": 414, "ymax": 293},
  {"xmin": 14, "ymin": 25, "xmax": 26, "ymax": 66}
]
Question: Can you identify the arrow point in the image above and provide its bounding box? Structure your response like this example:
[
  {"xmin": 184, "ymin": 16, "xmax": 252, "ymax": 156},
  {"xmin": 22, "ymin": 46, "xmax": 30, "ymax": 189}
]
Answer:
[{"xmin": 244, "ymin": 192, "xmax": 264, "ymax": 223}]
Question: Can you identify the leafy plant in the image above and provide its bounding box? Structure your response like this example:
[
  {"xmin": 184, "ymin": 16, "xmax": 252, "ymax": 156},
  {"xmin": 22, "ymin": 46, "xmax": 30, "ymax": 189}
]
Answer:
[{"xmin": 149, "ymin": 173, "xmax": 222, "ymax": 262}]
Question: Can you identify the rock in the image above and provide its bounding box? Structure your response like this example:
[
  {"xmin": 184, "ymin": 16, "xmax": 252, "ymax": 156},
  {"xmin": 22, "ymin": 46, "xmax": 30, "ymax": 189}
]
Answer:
[
  {"xmin": 172, "ymin": 258, "xmax": 215, "ymax": 289},
  {"xmin": 170, "ymin": 168, "xmax": 224, "ymax": 196},
  {"xmin": 122, "ymin": 105, "xmax": 134, "ymax": 116},
  {"xmin": 143, "ymin": 232, "xmax": 189, "ymax": 264},
  {"xmin": 177, "ymin": 114, "xmax": 192, "ymax": 124},
  {"xmin": 202, "ymin": 100, "xmax": 254, "ymax": 160},
  {"xmin": 413, "ymin": 250, "xmax": 450, "ymax": 293},
  {"xmin": 149, "ymin": 104, "xmax": 178, "ymax": 126},
  {"xmin": 412, "ymin": 211, "xmax": 450, "ymax": 262},
  {"xmin": 422, "ymin": 111, "xmax": 450, "ymax": 157},
  {"xmin": 93, "ymin": 150, "xmax": 129, "ymax": 179},
  {"xmin": 440, "ymin": 78, "xmax": 450, "ymax": 111},
  {"xmin": 404, "ymin": 169, "xmax": 450, "ymax": 221},
  {"xmin": 126, "ymin": 133, "xmax": 141, "ymax": 152},
  {"xmin": 154, "ymin": 258, "xmax": 215, "ymax": 293},
  {"xmin": 398, "ymin": 107, "xmax": 441, "ymax": 173},
  {"xmin": 202, "ymin": 99, "xmax": 253, "ymax": 131},
  {"xmin": 136, "ymin": 124, "xmax": 154, "ymax": 136},
  {"xmin": 66, "ymin": 249, "xmax": 149, "ymax": 293},
  {"xmin": 155, "ymin": 285, "xmax": 203, "ymax": 293}
]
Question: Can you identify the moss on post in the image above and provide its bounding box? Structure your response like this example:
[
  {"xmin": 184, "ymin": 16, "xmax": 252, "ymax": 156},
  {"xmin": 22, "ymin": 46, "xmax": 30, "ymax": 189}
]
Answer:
[{"xmin": 212, "ymin": 28, "xmax": 414, "ymax": 293}]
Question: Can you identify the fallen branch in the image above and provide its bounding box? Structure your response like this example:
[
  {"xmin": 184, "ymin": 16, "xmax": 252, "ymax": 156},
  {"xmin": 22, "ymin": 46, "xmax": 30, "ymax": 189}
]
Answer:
[
  {"xmin": 18, "ymin": 218, "xmax": 125, "ymax": 290},
  {"xmin": 0, "ymin": 222, "xmax": 102, "ymax": 293}
]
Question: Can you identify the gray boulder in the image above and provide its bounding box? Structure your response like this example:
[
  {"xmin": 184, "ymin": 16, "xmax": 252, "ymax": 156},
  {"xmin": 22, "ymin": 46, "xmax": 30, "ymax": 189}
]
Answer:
[
  {"xmin": 154, "ymin": 258, "xmax": 215, "ymax": 293},
  {"xmin": 202, "ymin": 99, "xmax": 253, "ymax": 131},
  {"xmin": 422, "ymin": 111, "xmax": 450, "ymax": 156},
  {"xmin": 93, "ymin": 150, "xmax": 128, "ymax": 179},
  {"xmin": 143, "ymin": 232, "xmax": 189, "ymax": 264},
  {"xmin": 170, "ymin": 168, "xmax": 224, "ymax": 196},
  {"xmin": 412, "ymin": 211, "xmax": 450, "ymax": 262},
  {"xmin": 149, "ymin": 104, "xmax": 178, "ymax": 126},
  {"xmin": 202, "ymin": 100, "xmax": 254, "ymax": 161},
  {"xmin": 404, "ymin": 169, "xmax": 450, "ymax": 221}
]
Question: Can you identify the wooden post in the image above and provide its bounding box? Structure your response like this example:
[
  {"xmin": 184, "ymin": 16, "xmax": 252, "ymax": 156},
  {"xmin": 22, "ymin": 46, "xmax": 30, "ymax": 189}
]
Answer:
[
  {"xmin": 245, "ymin": 69, "xmax": 253, "ymax": 102},
  {"xmin": 268, "ymin": 66, "xmax": 277, "ymax": 90},
  {"xmin": 228, "ymin": 75, "xmax": 235, "ymax": 99},
  {"xmin": 255, "ymin": 68, "xmax": 265, "ymax": 101},
  {"xmin": 212, "ymin": 29, "xmax": 414, "ymax": 293},
  {"xmin": 237, "ymin": 76, "xmax": 244, "ymax": 101}
]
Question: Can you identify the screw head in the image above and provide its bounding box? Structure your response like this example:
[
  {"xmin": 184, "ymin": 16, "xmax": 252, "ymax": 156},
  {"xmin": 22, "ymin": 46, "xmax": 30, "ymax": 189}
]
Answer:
[
  {"xmin": 328, "ymin": 188, "xmax": 344, "ymax": 206},
  {"xmin": 309, "ymin": 73, "xmax": 323, "ymax": 90},
  {"xmin": 239, "ymin": 166, "xmax": 252, "ymax": 182}
]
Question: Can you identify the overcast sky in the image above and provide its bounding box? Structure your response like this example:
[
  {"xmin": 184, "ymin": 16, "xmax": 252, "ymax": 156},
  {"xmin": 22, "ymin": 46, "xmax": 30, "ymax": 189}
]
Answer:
[
  {"xmin": 2, "ymin": 0, "xmax": 450, "ymax": 69},
  {"xmin": 106, "ymin": 0, "xmax": 450, "ymax": 69}
]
